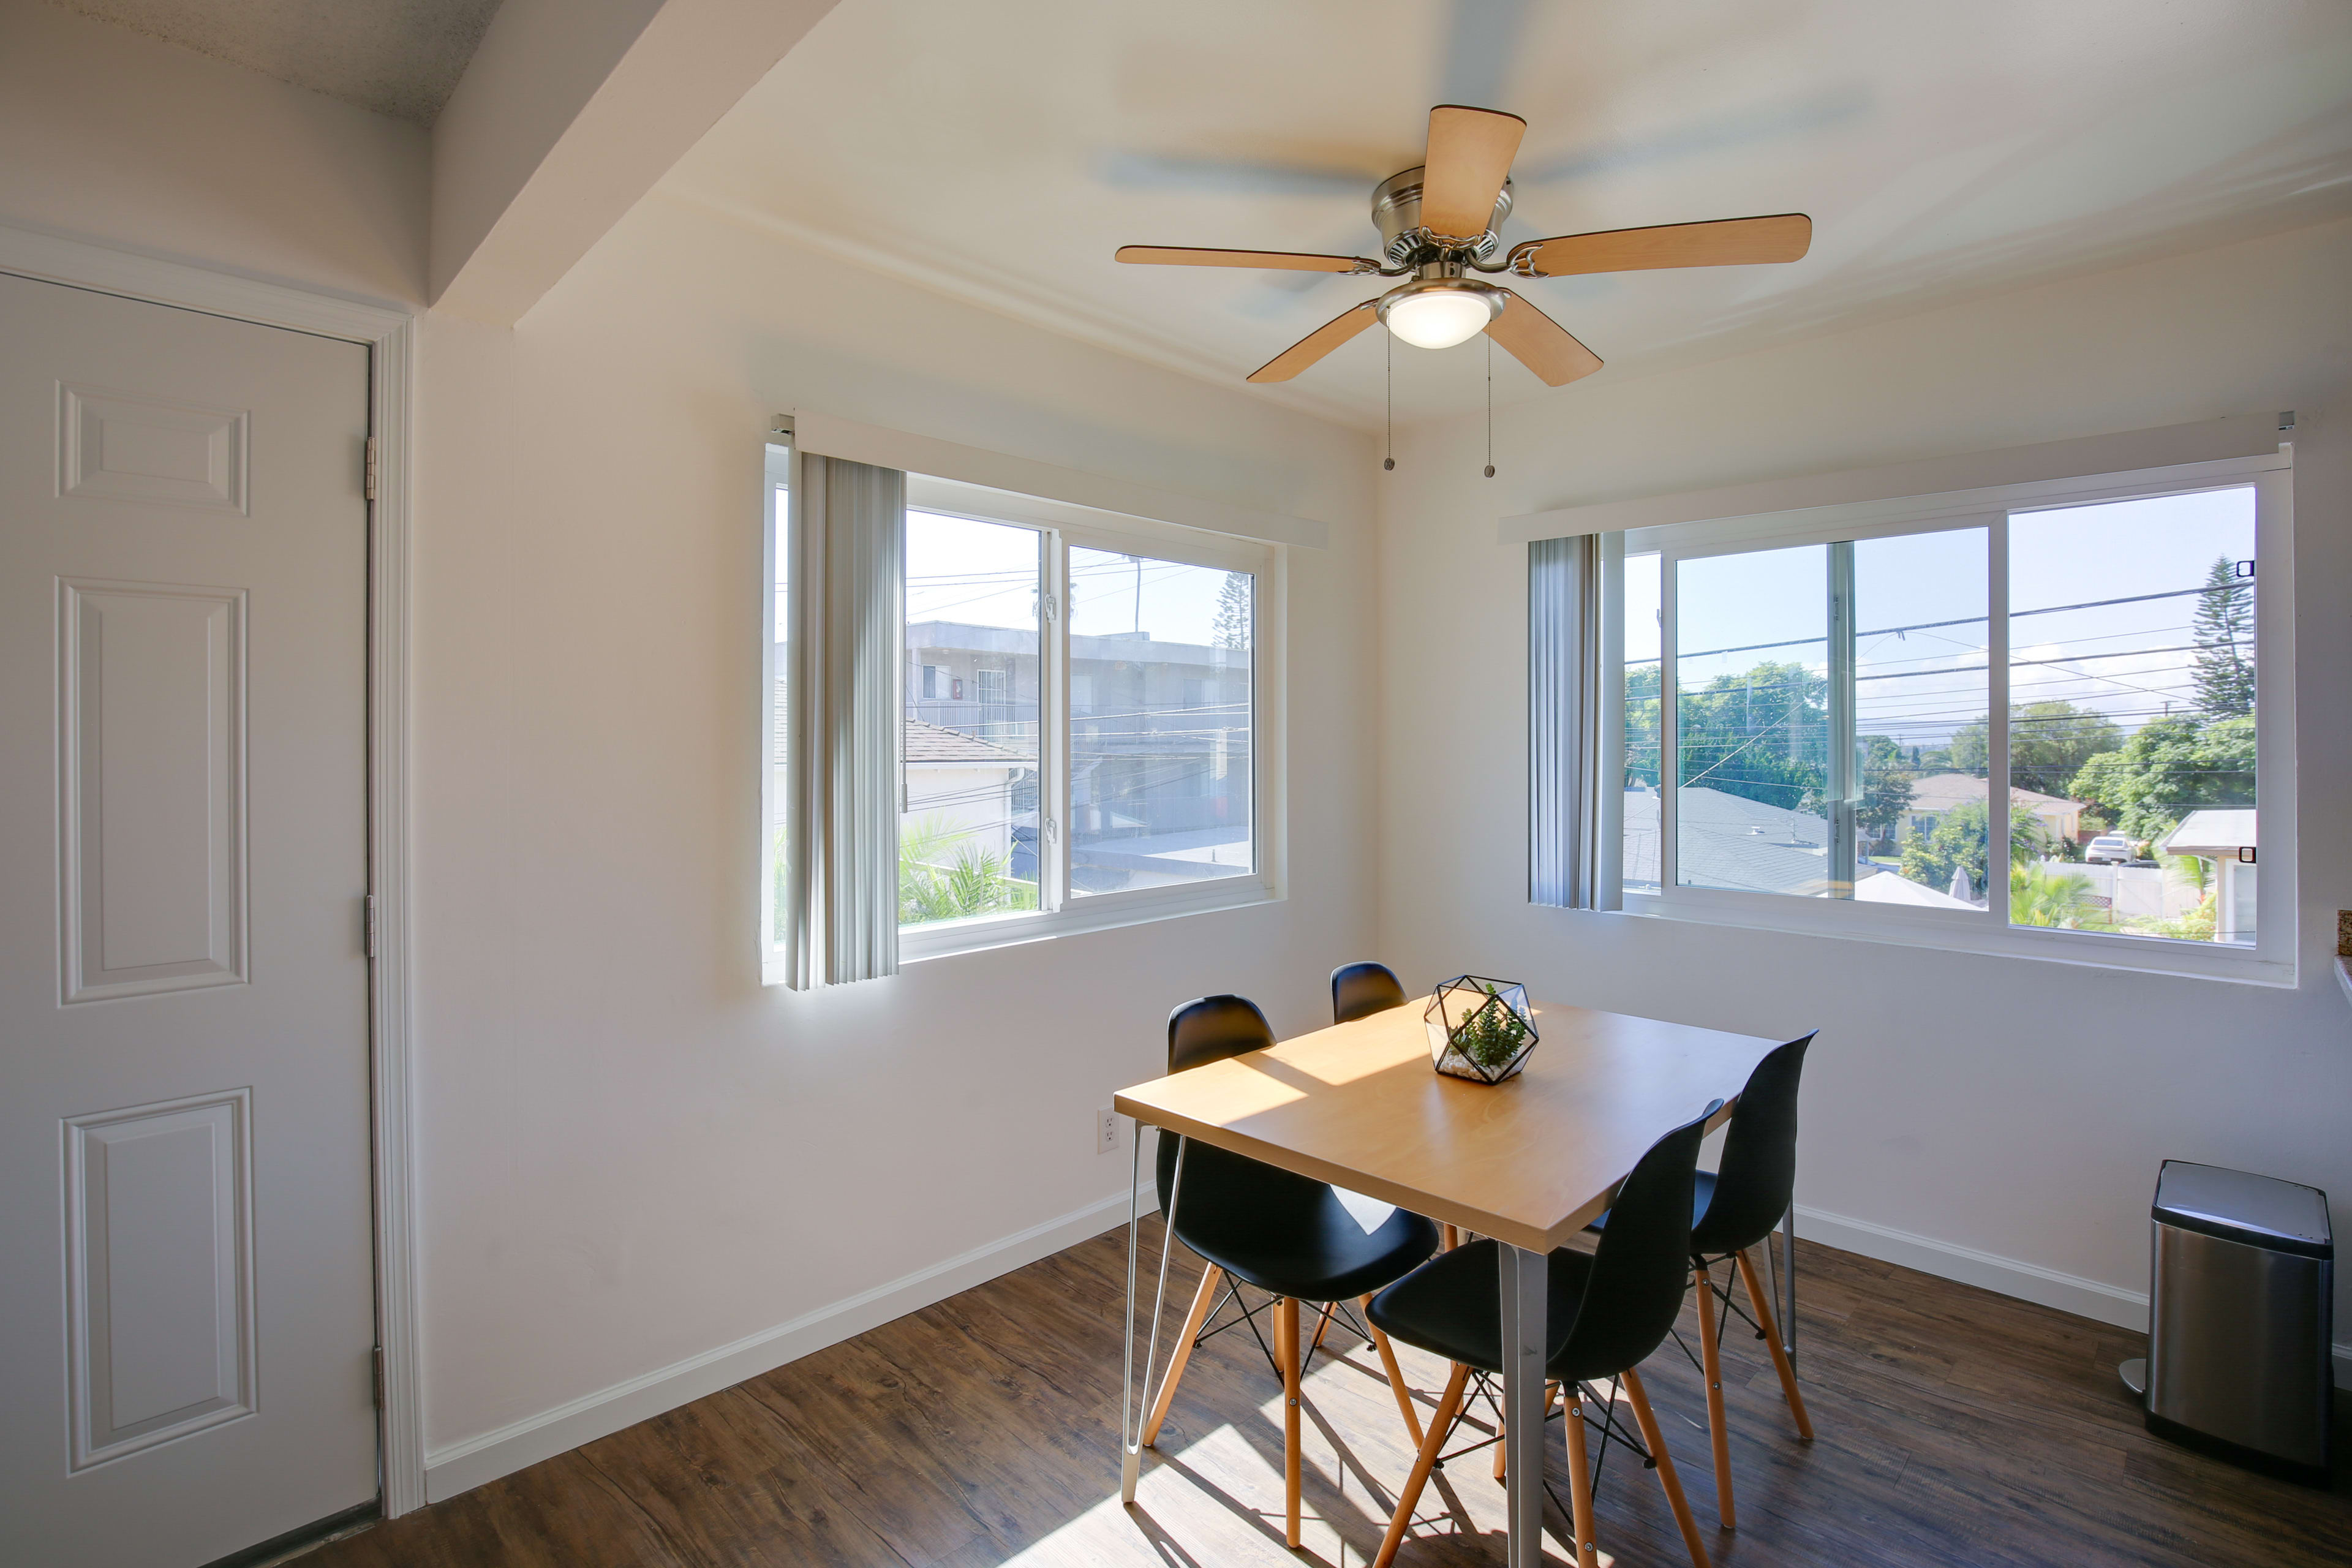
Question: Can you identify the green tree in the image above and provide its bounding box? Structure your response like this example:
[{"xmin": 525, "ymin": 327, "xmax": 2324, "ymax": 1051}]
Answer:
[
  {"xmin": 1624, "ymin": 662, "xmax": 1662, "ymax": 789},
  {"xmin": 1898, "ymin": 797, "xmax": 2050, "ymax": 897},
  {"xmin": 1211, "ymin": 571, "xmax": 1252, "ymax": 651},
  {"xmin": 1858, "ymin": 734, "xmax": 1915, "ymax": 844},
  {"xmin": 1945, "ymin": 702, "xmax": 2121, "ymax": 797},
  {"xmin": 2067, "ymin": 711, "xmax": 2255, "ymax": 842},
  {"xmin": 898, "ymin": 815, "xmax": 1038, "ymax": 924},
  {"xmin": 1899, "ymin": 799, "xmax": 1989, "ymax": 898},
  {"xmin": 2010, "ymin": 861, "xmax": 2103, "ymax": 929},
  {"xmin": 2189, "ymin": 555, "xmax": 2255, "ymax": 717},
  {"xmin": 1675, "ymin": 659, "xmax": 1828, "ymax": 811}
]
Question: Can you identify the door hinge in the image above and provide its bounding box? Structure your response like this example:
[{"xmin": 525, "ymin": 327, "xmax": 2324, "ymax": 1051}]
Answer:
[
  {"xmin": 372, "ymin": 1345, "xmax": 386, "ymax": 1410},
  {"xmin": 363, "ymin": 894, "xmax": 377, "ymax": 960},
  {"xmin": 364, "ymin": 437, "xmax": 379, "ymax": 503}
]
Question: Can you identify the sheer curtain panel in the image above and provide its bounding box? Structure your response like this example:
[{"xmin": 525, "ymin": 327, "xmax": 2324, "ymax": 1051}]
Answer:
[
  {"xmin": 1528, "ymin": 533, "xmax": 1612, "ymax": 910},
  {"xmin": 787, "ymin": 453, "xmax": 905, "ymax": 986}
]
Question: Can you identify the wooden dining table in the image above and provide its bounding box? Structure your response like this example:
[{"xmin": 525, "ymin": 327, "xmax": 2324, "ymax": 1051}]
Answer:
[{"xmin": 1112, "ymin": 995, "xmax": 1788, "ymax": 1568}]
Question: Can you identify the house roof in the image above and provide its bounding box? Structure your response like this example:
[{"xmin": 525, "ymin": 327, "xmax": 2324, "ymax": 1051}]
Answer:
[
  {"xmin": 1904, "ymin": 774, "xmax": 2082, "ymax": 813},
  {"xmin": 1624, "ymin": 787, "xmax": 1833, "ymax": 897},
  {"xmin": 2160, "ymin": 809, "xmax": 2257, "ymax": 856},
  {"xmin": 902, "ymin": 717, "xmax": 1032, "ymax": 765},
  {"xmin": 769, "ymin": 699, "xmax": 1035, "ymax": 766},
  {"xmin": 1853, "ymin": 871, "xmax": 1977, "ymax": 909}
]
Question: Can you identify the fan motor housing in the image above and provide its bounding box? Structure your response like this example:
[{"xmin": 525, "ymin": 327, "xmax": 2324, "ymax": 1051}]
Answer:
[{"xmin": 1373, "ymin": 166, "xmax": 1513, "ymax": 264}]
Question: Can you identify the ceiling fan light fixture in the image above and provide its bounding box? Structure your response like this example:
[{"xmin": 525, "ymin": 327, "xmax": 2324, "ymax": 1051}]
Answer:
[{"xmin": 1379, "ymin": 280, "xmax": 1501, "ymax": 350}]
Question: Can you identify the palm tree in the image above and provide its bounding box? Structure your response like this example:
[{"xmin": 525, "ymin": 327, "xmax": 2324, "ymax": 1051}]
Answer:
[
  {"xmin": 899, "ymin": 814, "xmax": 1037, "ymax": 924},
  {"xmin": 2009, "ymin": 861, "xmax": 2100, "ymax": 929}
]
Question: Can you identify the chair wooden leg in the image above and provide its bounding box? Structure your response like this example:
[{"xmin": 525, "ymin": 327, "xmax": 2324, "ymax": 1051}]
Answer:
[
  {"xmin": 1276, "ymin": 1295, "xmax": 1302, "ymax": 1548},
  {"xmin": 1691, "ymin": 1259, "xmax": 1736, "ymax": 1529},
  {"xmin": 1142, "ymin": 1264, "xmax": 1223, "ymax": 1447},
  {"xmin": 1736, "ymin": 1247, "xmax": 1814, "ymax": 1441},
  {"xmin": 1561, "ymin": 1381, "xmax": 1599, "ymax": 1568},
  {"xmin": 1442, "ymin": 1223, "xmax": 1460, "ymax": 1251},
  {"xmin": 1361, "ymin": 1295, "xmax": 1424, "ymax": 1446},
  {"xmin": 1623, "ymin": 1366, "xmax": 1711, "ymax": 1568},
  {"xmin": 1371, "ymin": 1361, "xmax": 1471, "ymax": 1568},
  {"xmin": 1309, "ymin": 1299, "xmax": 1336, "ymax": 1355}
]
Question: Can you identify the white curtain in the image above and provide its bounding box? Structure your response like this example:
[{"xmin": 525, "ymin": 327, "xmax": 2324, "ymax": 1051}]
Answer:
[
  {"xmin": 1528, "ymin": 534, "xmax": 1610, "ymax": 910},
  {"xmin": 786, "ymin": 453, "xmax": 904, "ymax": 986}
]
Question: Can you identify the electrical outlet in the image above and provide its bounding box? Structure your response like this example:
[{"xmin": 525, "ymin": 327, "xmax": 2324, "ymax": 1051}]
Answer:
[{"xmin": 1095, "ymin": 1106, "xmax": 1120, "ymax": 1156}]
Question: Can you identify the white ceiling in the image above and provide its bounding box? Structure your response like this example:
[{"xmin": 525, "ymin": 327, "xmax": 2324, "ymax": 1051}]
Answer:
[
  {"xmin": 662, "ymin": 0, "xmax": 2352, "ymax": 426},
  {"xmin": 55, "ymin": 0, "xmax": 503, "ymax": 123}
]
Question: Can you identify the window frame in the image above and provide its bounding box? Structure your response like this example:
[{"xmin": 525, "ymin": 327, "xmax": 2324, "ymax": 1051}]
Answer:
[
  {"xmin": 892, "ymin": 476, "xmax": 1282, "ymax": 964},
  {"xmin": 1601, "ymin": 448, "xmax": 2295, "ymax": 987},
  {"xmin": 760, "ymin": 441, "xmax": 796, "ymax": 984}
]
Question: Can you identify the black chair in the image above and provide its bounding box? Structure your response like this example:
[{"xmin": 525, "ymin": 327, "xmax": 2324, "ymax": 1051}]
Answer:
[
  {"xmin": 1330, "ymin": 960, "xmax": 1408, "ymax": 1024},
  {"xmin": 1589, "ymin": 1032, "xmax": 1816, "ymax": 1531},
  {"xmin": 1140, "ymin": 995, "xmax": 1441, "ymax": 1548},
  {"xmin": 1366, "ymin": 1104, "xmax": 1722, "ymax": 1568}
]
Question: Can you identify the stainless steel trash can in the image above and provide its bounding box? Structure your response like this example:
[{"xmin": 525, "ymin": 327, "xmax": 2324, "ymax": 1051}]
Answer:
[{"xmin": 2133, "ymin": 1160, "xmax": 2332, "ymax": 1483}]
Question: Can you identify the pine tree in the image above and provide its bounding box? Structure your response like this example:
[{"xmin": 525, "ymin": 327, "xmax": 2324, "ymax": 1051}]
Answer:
[
  {"xmin": 1212, "ymin": 571, "xmax": 1252, "ymax": 650},
  {"xmin": 2189, "ymin": 555, "xmax": 2255, "ymax": 718}
]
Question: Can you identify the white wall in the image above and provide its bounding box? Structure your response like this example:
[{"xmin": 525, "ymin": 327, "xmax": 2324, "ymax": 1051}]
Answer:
[
  {"xmin": 0, "ymin": 5, "xmax": 428, "ymax": 304},
  {"xmin": 1377, "ymin": 217, "xmax": 2352, "ymax": 1332},
  {"xmin": 411, "ymin": 193, "xmax": 1379, "ymax": 1479}
]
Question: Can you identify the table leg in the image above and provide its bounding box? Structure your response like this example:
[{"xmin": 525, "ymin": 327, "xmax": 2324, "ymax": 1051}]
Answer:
[
  {"xmin": 1120, "ymin": 1132, "xmax": 1142, "ymax": 1502},
  {"xmin": 1782, "ymin": 1204, "xmax": 1798, "ymax": 1368},
  {"xmin": 1121, "ymin": 1133, "xmax": 1186, "ymax": 1504},
  {"xmin": 1498, "ymin": 1242, "xmax": 1550, "ymax": 1568}
]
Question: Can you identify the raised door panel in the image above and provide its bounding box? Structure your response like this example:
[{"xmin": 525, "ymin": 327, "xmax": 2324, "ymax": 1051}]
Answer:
[
  {"xmin": 58, "ymin": 579, "xmax": 246, "ymax": 1003},
  {"xmin": 57, "ymin": 385, "xmax": 248, "ymax": 514},
  {"xmin": 64, "ymin": 1091, "xmax": 257, "ymax": 1470}
]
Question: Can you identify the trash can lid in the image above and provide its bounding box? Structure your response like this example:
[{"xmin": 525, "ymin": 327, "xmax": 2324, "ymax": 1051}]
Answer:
[{"xmin": 2153, "ymin": 1161, "xmax": 2332, "ymax": 1259}]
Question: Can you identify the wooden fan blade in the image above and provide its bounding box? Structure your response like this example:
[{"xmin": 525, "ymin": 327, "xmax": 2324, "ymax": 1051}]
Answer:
[
  {"xmin": 1511, "ymin": 214, "xmax": 1812, "ymax": 277},
  {"xmin": 1116, "ymin": 245, "xmax": 1375, "ymax": 273},
  {"xmin": 1246, "ymin": 301, "xmax": 1381, "ymax": 383},
  {"xmin": 1485, "ymin": 292, "xmax": 1603, "ymax": 387},
  {"xmin": 1420, "ymin": 105, "xmax": 1526, "ymax": 239}
]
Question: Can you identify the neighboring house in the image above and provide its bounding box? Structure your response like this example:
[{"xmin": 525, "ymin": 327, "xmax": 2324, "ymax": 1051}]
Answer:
[
  {"xmin": 1626, "ymin": 786, "xmax": 1985, "ymax": 909},
  {"xmin": 906, "ymin": 619, "xmax": 1251, "ymax": 892},
  {"xmin": 902, "ymin": 718, "xmax": 1033, "ymax": 865},
  {"xmin": 1624, "ymin": 786, "xmax": 1833, "ymax": 896},
  {"xmin": 2158, "ymin": 809, "xmax": 2259, "ymax": 943},
  {"xmin": 771, "ymin": 695, "xmax": 1036, "ymax": 869},
  {"xmin": 1898, "ymin": 773, "xmax": 2084, "ymax": 847}
]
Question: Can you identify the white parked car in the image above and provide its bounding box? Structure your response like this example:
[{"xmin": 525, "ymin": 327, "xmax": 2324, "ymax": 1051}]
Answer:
[{"xmin": 2085, "ymin": 833, "xmax": 2135, "ymax": 864}]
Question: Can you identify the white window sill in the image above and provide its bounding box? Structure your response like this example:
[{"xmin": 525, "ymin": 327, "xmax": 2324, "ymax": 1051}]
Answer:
[
  {"xmin": 897, "ymin": 875, "xmax": 1280, "ymax": 964},
  {"xmin": 1610, "ymin": 890, "xmax": 2297, "ymax": 989}
]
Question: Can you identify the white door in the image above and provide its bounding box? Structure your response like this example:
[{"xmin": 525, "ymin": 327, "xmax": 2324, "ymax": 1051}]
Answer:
[{"xmin": 0, "ymin": 273, "xmax": 377, "ymax": 1565}]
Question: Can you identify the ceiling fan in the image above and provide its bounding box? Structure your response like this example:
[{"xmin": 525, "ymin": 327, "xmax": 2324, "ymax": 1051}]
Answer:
[{"xmin": 1116, "ymin": 105, "xmax": 1812, "ymax": 388}]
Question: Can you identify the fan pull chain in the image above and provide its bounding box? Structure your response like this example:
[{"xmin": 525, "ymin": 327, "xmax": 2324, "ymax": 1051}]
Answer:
[
  {"xmin": 1383, "ymin": 331, "xmax": 1395, "ymax": 472},
  {"xmin": 1483, "ymin": 334, "xmax": 1496, "ymax": 478}
]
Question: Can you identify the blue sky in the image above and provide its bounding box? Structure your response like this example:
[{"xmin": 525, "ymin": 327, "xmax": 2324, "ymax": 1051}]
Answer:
[{"xmin": 1626, "ymin": 484, "xmax": 2255, "ymax": 748}]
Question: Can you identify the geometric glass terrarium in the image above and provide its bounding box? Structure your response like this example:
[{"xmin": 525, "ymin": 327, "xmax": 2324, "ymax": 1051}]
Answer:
[{"xmin": 1423, "ymin": 975, "xmax": 1539, "ymax": 1084}]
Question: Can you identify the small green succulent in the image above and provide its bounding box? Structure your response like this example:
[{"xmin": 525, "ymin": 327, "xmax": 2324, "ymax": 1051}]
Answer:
[{"xmin": 1452, "ymin": 982, "xmax": 1531, "ymax": 1072}]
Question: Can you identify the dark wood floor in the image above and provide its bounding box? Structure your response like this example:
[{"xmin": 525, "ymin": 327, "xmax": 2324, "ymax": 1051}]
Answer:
[{"xmin": 311, "ymin": 1226, "xmax": 2352, "ymax": 1567}]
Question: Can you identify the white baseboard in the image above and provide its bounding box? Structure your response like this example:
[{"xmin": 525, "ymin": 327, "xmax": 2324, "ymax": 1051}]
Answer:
[
  {"xmin": 423, "ymin": 1183, "xmax": 2346, "ymax": 1504},
  {"xmin": 1795, "ymin": 1202, "xmax": 2352, "ymax": 1387},
  {"xmin": 422, "ymin": 1185, "xmax": 1155, "ymax": 1503}
]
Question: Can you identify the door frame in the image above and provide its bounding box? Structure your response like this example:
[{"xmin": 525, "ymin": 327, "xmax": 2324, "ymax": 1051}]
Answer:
[{"xmin": 0, "ymin": 223, "xmax": 426, "ymax": 1517}]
